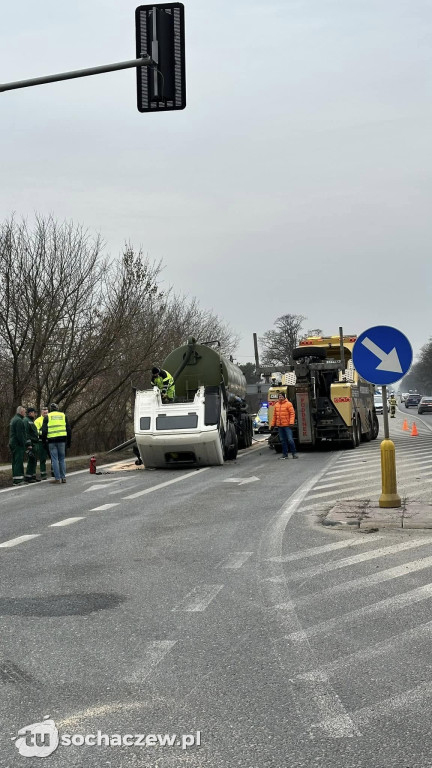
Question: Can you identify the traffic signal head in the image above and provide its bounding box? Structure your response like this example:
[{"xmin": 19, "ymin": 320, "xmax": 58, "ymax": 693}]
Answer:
[{"xmin": 135, "ymin": 3, "xmax": 186, "ymax": 113}]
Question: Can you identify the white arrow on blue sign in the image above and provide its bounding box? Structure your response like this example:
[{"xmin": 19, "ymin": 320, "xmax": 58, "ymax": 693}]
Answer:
[{"xmin": 353, "ymin": 325, "xmax": 413, "ymax": 386}]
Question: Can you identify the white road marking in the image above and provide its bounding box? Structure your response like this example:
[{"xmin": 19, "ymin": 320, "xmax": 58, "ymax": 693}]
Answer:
[
  {"xmin": 258, "ymin": 453, "xmax": 360, "ymax": 738},
  {"xmin": 123, "ymin": 468, "xmax": 209, "ymax": 499},
  {"xmin": 271, "ymin": 536, "xmax": 384, "ymax": 563},
  {"xmin": 50, "ymin": 517, "xmax": 85, "ymax": 527},
  {"xmin": 307, "ymin": 485, "xmax": 382, "ymax": 501},
  {"xmin": 290, "ymin": 583, "xmax": 432, "ymax": 643},
  {"xmin": 125, "ymin": 641, "xmax": 177, "ymax": 682},
  {"xmin": 223, "ymin": 476, "xmax": 259, "ymax": 486},
  {"xmin": 288, "ymin": 539, "xmax": 431, "ymax": 582},
  {"xmin": 295, "ymin": 554, "xmax": 432, "ymax": 608},
  {"xmin": 0, "ymin": 534, "xmax": 40, "ymax": 548},
  {"xmin": 84, "ymin": 484, "xmax": 115, "ymax": 492},
  {"xmin": 316, "ymin": 680, "xmax": 432, "ymax": 734},
  {"xmin": 299, "ymin": 617, "xmax": 432, "ymax": 682},
  {"xmin": 89, "ymin": 503, "xmax": 120, "ymax": 511},
  {"xmin": 172, "ymin": 585, "xmax": 223, "ymax": 612},
  {"xmin": 109, "ymin": 484, "xmax": 139, "ymax": 496},
  {"xmin": 220, "ymin": 552, "xmax": 253, "ymax": 569}
]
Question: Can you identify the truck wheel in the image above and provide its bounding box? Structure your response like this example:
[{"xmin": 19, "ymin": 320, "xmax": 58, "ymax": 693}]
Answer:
[
  {"xmin": 356, "ymin": 416, "xmax": 361, "ymax": 446},
  {"xmin": 274, "ymin": 445, "xmax": 283, "ymax": 454},
  {"xmin": 349, "ymin": 419, "xmax": 357, "ymax": 449},
  {"xmin": 372, "ymin": 413, "xmax": 379, "ymax": 439},
  {"xmin": 238, "ymin": 415, "xmax": 251, "ymax": 449},
  {"xmin": 224, "ymin": 423, "xmax": 238, "ymax": 461},
  {"xmin": 362, "ymin": 413, "xmax": 372, "ymax": 442}
]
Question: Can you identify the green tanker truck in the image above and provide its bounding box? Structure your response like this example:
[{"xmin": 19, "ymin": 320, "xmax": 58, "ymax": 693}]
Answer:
[{"xmin": 134, "ymin": 337, "xmax": 254, "ymax": 467}]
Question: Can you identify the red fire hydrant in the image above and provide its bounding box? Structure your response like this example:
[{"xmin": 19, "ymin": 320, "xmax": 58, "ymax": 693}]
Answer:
[{"xmin": 90, "ymin": 455, "xmax": 96, "ymax": 474}]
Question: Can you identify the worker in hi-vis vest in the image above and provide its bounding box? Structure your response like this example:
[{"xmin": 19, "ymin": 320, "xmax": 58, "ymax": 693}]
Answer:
[
  {"xmin": 151, "ymin": 367, "xmax": 175, "ymax": 403},
  {"xmin": 41, "ymin": 403, "xmax": 71, "ymax": 484}
]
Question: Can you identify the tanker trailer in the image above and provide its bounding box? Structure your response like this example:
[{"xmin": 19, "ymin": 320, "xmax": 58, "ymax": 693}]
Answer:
[{"xmin": 134, "ymin": 337, "xmax": 253, "ymax": 468}]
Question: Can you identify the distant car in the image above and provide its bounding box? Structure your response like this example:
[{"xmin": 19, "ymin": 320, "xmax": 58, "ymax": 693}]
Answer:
[
  {"xmin": 374, "ymin": 395, "xmax": 389, "ymax": 415},
  {"xmin": 253, "ymin": 405, "xmax": 270, "ymax": 433},
  {"xmin": 401, "ymin": 392, "xmax": 409, "ymax": 403},
  {"xmin": 405, "ymin": 393, "xmax": 422, "ymax": 408},
  {"xmin": 418, "ymin": 397, "xmax": 432, "ymax": 414}
]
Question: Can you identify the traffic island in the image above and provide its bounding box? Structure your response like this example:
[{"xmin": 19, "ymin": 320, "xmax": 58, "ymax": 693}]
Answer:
[{"xmin": 322, "ymin": 500, "xmax": 432, "ymax": 530}]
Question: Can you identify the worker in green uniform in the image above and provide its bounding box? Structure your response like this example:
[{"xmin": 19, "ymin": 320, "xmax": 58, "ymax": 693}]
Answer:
[
  {"xmin": 151, "ymin": 367, "xmax": 175, "ymax": 403},
  {"xmin": 24, "ymin": 407, "xmax": 41, "ymax": 482},
  {"xmin": 34, "ymin": 405, "xmax": 49, "ymax": 480},
  {"xmin": 9, "ymin": 405, "xmax": 27, "ymax": 485}
]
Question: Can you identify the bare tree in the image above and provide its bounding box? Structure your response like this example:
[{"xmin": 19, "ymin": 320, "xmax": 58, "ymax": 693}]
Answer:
[
  {"xmin": 260, "ymin": 314, "xmax": 306, "ymax": 367},
  {"xmin": 0, "ymin": 215, "xmax": 104, "ymax": 409},
  {"xmin": 0, "ymin": 217, "xmax": 240, "ymax": 457}
]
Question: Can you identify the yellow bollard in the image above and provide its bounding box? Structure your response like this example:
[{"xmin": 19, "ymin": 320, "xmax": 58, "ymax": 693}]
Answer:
[{"xmin": 379, "ymin": 439, "xmax": 401, "ymax": 508}]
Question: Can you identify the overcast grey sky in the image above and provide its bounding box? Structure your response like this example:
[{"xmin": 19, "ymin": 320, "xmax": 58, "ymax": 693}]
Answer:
[{"xmin": 1, "ymin": 0, "xmax": 431, "ymax": 365}]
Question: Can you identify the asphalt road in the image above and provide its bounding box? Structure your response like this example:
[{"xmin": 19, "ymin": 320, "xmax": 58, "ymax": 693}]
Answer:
[{"xmin": 2, "ymin": 410, "xmax": 432, "ymax": 767}]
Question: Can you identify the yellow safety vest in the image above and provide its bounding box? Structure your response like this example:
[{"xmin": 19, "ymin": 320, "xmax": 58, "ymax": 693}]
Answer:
[
  {"xmin": 34, "ymin": 415, "xmax": 44, "ymax": 437},
  {"xmin": 46, "ymin": 411, "xmax": 67, "ymax": 439},
  {"xmin": 152, "ymin": 370, "xmax": 175, "ymax": 399}
]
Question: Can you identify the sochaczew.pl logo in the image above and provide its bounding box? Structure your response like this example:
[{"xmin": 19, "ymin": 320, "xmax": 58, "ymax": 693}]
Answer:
[
  {"xmin": 14, "ymin": 716, "xmax": 202, "ymax": 757},
  {"xmin": 14, "ymin": 717, "xmax": 59, "ymax": 758}
]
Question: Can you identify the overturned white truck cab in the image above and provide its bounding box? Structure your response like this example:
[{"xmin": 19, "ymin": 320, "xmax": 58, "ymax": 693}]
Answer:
[{"xmin": 134, "ymin": 338, "xmax": 253, "ymax": 468}]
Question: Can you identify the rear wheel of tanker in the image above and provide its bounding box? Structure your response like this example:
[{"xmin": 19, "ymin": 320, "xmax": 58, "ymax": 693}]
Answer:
[
  {"xmin": 238, "ymin": 414, "xmax": 251, "ymax": 449},
  {"xmin": 247, "ymin": 416, "xmax": 253, "ymax": 447},
  {"xmin": 274, "ymin": 444, "xmax": 283, "ymax": 454},
  {"xmin": 224, "ymin": 422, "xmax": 238, "ymax": 461}
]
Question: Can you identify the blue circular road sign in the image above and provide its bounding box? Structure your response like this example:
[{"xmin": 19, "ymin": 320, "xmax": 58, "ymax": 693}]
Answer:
[{"xmin": 353, "ymin": 325, "xmax": 413, "ymax": 385}]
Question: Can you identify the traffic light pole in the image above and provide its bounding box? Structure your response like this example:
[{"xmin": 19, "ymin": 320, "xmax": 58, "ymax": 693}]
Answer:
[{"xmin": 0, "ymin": 56, "xmax": 153, "ymax": 93}]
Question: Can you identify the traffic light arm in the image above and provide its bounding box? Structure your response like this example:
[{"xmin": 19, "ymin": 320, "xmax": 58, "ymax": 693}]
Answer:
[{"xmin": 0, "ymin": 56, "xmax": 153, "ymax": 93}]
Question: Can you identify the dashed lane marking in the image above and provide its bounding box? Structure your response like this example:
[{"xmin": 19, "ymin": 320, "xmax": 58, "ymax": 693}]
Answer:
[
  {"xmin": 109, "ymin": 484, "xmax": 139, "ymax": 495},
  {"xmin": 89, "ymin": 503, "xmax": 120, "ymax": 511},
  {"xmin": 123, "ymin": 468, "xmax": 210, "ymax": 499},
  {"xmin": 125, "ymin": 641, "xmax": 177, "ymax": 683},
  {"xmin": 219, "ymin": 552, "xmax": 253, "ymax": 569},
  {"xmin": 49, "ymin": 517, "xmax": 85, "ymax": 527},
  {"xmin": 172, "ymin": 585, "xmax": 223, "ymax": 612},
  {"xmin": 0, "ymin": 534, "xmax": 40, "ymax": 548},
  {"xmin": 84, "ymin": 483, "xmax": 117, "ymax": 492}
]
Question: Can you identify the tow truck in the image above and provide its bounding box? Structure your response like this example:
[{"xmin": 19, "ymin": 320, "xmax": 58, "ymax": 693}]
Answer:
[{"xmin": 268, "ymin": 334, "xmax": 379, "ymax": 451}]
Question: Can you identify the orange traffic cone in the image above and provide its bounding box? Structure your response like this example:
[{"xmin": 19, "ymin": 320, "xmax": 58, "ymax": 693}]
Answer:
[
  {"xmin": 411, "ymin": 422, "xmax": 419, "ymax": 437},
  {"xmin": 402, "ymin": 419, "xmax": 409, "ymax": 431}
]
